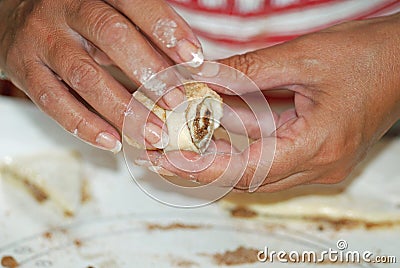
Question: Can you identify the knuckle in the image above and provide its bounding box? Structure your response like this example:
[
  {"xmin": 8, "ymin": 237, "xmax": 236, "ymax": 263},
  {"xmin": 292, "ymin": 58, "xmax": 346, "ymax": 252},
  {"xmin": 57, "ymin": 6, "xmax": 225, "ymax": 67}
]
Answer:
[
  {"xmin": 22, "ymin": 63, "xmax": 54, "ymax": 112},
  {"xmin": 99, "ymin": 16, "xmax": 128, "ymax": 45},
  {"xmin": 238, "ymin": 163, "xmax": 258, "ymax": 188},
  {"xmin": 34, "ymin": 88, "xmax": 51, "ymax": 109},
  {"xmin": 22, "ymin": 60, "xmax": 41, "ymax": 87},
  {"xmin": 67, "ymin": 60, "xmax": 102, "ymax": 93},
  {"xmin": 85, "ymin": 5, "xmax": 128, "ymax": 46},
  {"xmin": 61, "ymin": 107, "xmax": 95, "ymax": 138},
  {"xmin": 75, "ymin": 117, "xmax": 89, "ymax": 133},
  {"xmin": 113, "ymin": 104, "xmax": 126, "ymax": 128},
  {"xmin": 13, "ymin": 0, "xmax": 36, "ymax": 25},
  {"xmin": 68, "ymin": 116, "xmax": 88, "ymax": 136},
  {"xmin": 46, "ymin": 35, "xmax": 64, "ymax": 61}
]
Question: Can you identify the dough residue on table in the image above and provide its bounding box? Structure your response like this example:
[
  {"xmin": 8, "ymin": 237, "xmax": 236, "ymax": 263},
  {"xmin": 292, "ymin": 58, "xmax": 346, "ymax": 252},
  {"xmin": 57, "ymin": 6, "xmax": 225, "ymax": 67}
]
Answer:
[
  {"xmin": 1, "ymin": 256, "xmax": 19, "ymax": 268},
  {"xmin": 146, "ymin": 223, "xmax": 205, "ymax": 231},
  {"xmin": 209, "ymin": 246, "xmax": 259, "ymax": 266},
  {"xmin": 229, "ymin": 206, "xmax": 258, "ymax": 218}
]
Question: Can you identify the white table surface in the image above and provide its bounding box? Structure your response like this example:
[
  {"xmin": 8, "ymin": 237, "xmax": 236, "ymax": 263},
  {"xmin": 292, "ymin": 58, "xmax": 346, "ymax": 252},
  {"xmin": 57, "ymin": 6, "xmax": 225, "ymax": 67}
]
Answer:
[{"xmin": 0, "ymin": 96, "xmax": 399, "ymax": 268}]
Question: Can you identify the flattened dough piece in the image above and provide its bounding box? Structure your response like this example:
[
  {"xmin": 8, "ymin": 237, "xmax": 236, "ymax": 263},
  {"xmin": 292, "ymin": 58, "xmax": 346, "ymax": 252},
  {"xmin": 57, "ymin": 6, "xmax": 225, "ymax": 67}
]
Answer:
[{"xmin": 0, "ymin": 150, "xmax": 84, "ymax": 216}]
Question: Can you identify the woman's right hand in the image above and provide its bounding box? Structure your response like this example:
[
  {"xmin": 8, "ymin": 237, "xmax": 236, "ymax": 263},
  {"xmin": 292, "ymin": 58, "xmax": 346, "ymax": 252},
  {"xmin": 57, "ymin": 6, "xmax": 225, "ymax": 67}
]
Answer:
[{"xmin": 0, "ymin": 0, "xmax": 203, "ymax": 153}]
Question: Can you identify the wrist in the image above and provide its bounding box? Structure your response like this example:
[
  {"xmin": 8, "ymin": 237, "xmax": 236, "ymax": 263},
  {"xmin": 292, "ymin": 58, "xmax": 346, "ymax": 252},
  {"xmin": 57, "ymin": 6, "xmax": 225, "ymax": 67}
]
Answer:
[
  {"xmin": 387, "ymin": 13, "xmax": 400, "ymax": 121},
  {"xmin": 352, "ymin": 13, "xmax": 400, "ymax": 134},
  {"xmin": 385, "ymin": 15, "xmax": 400, "ymax": 126},
  {"xmin": 375, "ymin": 13, "xmax": 400, "ymax": 123},
  {"xmin": 0, "ymin": 0, "xmax": 25, "ymax": 80}
]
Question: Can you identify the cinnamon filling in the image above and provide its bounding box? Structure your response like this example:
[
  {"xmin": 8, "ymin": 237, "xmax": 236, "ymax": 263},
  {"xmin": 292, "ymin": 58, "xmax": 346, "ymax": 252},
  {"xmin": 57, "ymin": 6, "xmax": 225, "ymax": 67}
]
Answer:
[{"xmin": 23, "ymin": 179, "xmax": 48, "ymax": 202}]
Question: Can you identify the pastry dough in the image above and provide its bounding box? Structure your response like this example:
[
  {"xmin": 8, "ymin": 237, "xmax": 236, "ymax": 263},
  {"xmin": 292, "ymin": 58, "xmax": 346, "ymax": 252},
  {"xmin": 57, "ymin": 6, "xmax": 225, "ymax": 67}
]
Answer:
[
  {"xmin": 131, "ymin": 82, "xmax": 223, "ymax": 153},
  {"xmin": 0, "ymin": 150, "xmax": 84, "ymax": 216}
]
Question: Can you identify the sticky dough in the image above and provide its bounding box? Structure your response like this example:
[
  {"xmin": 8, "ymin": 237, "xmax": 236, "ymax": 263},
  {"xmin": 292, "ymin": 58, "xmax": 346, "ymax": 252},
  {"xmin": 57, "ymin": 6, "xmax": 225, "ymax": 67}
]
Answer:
[{"xmin": 131, "ymin": 82, "xmax": 223, "ymax": 153}]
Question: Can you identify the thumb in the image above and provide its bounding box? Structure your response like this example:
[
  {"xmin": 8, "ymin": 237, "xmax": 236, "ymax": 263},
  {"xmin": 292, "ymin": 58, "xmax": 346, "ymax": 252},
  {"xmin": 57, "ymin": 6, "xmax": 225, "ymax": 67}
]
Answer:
[{"xmin": 217, "ymin": 45, "xmax": 302, "ymax": 92}]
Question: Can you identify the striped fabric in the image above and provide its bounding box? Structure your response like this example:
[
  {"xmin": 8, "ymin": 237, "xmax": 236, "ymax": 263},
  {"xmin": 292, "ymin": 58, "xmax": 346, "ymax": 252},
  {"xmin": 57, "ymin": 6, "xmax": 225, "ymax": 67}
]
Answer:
[{"xmin": 167, "ymin": 0, "xmax": 400, "ymax": 59}]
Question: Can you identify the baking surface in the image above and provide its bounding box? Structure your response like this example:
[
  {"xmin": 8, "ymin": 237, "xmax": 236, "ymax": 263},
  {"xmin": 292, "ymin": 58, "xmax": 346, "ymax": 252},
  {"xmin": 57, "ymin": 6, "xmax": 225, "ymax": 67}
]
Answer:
[{"xmin": 0, "ymin": 96, "xmax": 399, "ymax": 268}]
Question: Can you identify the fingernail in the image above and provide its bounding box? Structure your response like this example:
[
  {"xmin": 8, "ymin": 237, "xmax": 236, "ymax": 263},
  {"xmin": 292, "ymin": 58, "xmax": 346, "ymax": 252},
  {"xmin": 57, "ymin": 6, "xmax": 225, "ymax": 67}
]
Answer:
[
  {"xmin": 148, "ymin": 166, "xmax": 175, "ymax": 176},
  {"xmin": 96, "ymin": 132, "xmax": 122, "ymax": 154},
  {"xmin": 163, "ymin": 87, "xmax": 186, "ymax": 109},
  {"xmin": 177, "ymin": 39, "xmax": 204, "ymax": 68},
  {"xmin": 134, "ymin": 159, "xmax": 152, "ymax": 167},
  {"xmin": 198, "ymin": 62, "xmax": 220, "ymax": 77},
  {"xmin": 145, "ymin": 123, "xmax": 169, "ymax": 149}
]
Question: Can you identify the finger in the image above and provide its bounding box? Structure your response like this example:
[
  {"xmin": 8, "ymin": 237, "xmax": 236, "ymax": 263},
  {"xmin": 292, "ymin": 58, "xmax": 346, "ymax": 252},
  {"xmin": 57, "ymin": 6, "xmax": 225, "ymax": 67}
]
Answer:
[
  {"xmin": 208, "ymin": 139, "xmax": 238, "ymax": 154},
  {"xmin": 146, "ymin": 138, "xmax": 274, "ymax": 191},
  {"xmin": 237, "ymin": 171, "xmax": 313, "ymax": 193},
  {"xmin": 67, "ymin": 0, "xmax": 185, "ymax": 110},
  {"xmin": 264, "ymin": 106, "xmax": 340, "ymax": 185},
  {"xmin": 42, "ymin": 34, "xmax": 131, "ymax": 130},
  {"xmin": 150, "ymin": 117, "xmax": 314, "ymax": 191},
  {"xmin": 24, "ymin": 61, "xmax": 122, "ymax": 153},
  {"xmin": 105, "ymin": 0, "xmax": 204, "ymax": 67},
  {"xmin": 276, "ymin": 108, "xmax": 298, "ymax": 129},
  {"xmin": 251, "ymin": 91, "xmax": 320, "ymax": 185},
  {"xmin": 221, "ymin": 94, "xmax": 297, "ymax": 139},
  {"xmin": 221, "ymin": 95, "xmax": 267, "ymax": 139},
  {"xmin": 45, "ymin": 35, "xmax": 171, "ymax": 149},
  {"xmin": 83, "ymin": 39, "xmax": 114, "ymax": 66},
  {"xmin": 139, "ymin": 138, "xmax": 237, "ymax": 162},
  {"xmin": 145, "ymin": 143, "xmax": 243, "ymax": 187},
  {"xmin": 216, "ymin": 44, "xmax": 305, "ymax": 92},
  {"xmin": 248, "ymin": 164, "xmax": 348, "ymax": 193},
  {"xmin": 124, "ymin": 97, "xmax": 169, "ymax": 150}
]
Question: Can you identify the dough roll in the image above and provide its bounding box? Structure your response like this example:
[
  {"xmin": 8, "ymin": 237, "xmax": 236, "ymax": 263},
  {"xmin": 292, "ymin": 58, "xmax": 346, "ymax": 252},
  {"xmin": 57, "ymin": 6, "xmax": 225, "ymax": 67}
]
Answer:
[{"xmin": 131, "ymin": 82, "xmax": 223, "ymax": 153}]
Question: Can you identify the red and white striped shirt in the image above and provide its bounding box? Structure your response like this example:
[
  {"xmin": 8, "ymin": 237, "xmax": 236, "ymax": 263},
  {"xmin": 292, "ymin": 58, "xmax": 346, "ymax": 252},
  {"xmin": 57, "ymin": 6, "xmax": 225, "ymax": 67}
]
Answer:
[{"xmin": 167, "ymin": 0, "xmax": 400, "ymax": 59}]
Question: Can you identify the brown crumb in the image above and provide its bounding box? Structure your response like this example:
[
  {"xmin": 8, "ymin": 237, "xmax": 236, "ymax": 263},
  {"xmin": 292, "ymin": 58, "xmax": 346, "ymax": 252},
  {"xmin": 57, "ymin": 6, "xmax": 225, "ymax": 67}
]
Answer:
[
  {"xmin": 147, "ymin": 223, "xmax": 205, "ymax": 231},
  {"xmin": 81, "ymin": 179, "xmax": 91, "ymax": 204},
  {"xmin": 43, "ymin": 232, "xmax": 52, "ymax": 239},
  {"xmin": 262, "ymin": 223, "xmax": 286, "ymax": 232},
  {"xmin": 211, "ymin": 246, "xmax": 259, "ymax": 266},
  {"xmin": 22, "ymin": 179, "xmax": 48, "ymax": 203},
  {"xmin": 364, "ymin": 221, "xmax": 396, "ymax": 230},
  {"xmin": 1, "ymin": 256, "xmax": 19, "ymax": 268},
  {"xmin": 230, "ymin": 206, "xmax": 258, "ymax": 218},
  {"xmin": 174, "ymin": 260, "xmax": 198, "ymax": 267},
  {"xmin": 63, "ymin": 210, "xmax": 74, "ymax": 218},
  {"xmin": 73, "ymin": 239, "xmax": 82, "ymax": 247},
  {"xmin": 306, "ymin": 217, "xmax": 400, "ymax": 231}
]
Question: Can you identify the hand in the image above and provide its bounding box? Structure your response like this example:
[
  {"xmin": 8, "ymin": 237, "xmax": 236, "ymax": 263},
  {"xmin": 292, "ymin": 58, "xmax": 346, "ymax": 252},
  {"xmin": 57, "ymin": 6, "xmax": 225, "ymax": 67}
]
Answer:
[
  {"xmin": 143, "ymin": 13, "xmax": 400, "ymax": 192},
  {"xmin": 0, "ymin": 0, "xmax": 202, "ymax": 153}
]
